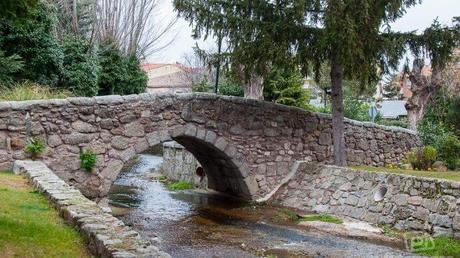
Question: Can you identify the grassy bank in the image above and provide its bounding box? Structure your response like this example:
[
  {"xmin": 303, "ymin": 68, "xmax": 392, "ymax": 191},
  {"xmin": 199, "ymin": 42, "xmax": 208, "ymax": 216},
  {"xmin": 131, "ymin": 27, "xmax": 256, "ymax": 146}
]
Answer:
[
  {"xmin": 0, "ymin": 172, "xmax": 90, "ymax": 258},
  {"xmin": 352, "ymin": 166, "xmax": 460, "ymax": 182},
  {"xmin": 381, "ymin": 226, "xmax": 460, "ymax": 257}
]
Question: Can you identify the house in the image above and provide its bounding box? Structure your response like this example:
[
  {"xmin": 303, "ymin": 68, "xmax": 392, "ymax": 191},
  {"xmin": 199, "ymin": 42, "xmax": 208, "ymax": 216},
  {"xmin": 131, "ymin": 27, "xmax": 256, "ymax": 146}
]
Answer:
[
  {"xmin": 380, "ymin": 100, "xmax": 407, "ymax": 119},
  {"xmin": 141, "ymin": 63, "xmax": 205, "ymax": 94}
]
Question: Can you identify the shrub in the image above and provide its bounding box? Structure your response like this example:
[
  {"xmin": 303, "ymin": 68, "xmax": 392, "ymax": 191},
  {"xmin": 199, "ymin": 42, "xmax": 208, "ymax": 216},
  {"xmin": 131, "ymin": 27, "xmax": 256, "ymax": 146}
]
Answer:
[
  {"xmin": 192, "ymin": 77, "xmax": 212, "ymax": 92},
  {"xmin": 0, "ymin": 50, "xmax": 23, "ymax": 86},
  {"xmin": 0, "ymin": 81, "xmax": 72, "ymax": 101},
  {"xmin": 446, "ymin": 96, "xmax": 460, "ymax": 137},
  {"xmin": 24, "ymin": 137, "xmax": 45, "ymax": 160},
  {"xmin": 343, "ymin": 97, "xmax": 371, "ymax": 122},
  {"xmin": 80, "ymin": 149, "xmax": 97, "ymax": 172},
  {"xmin": 407, "ymin": 146, "xmax": 437, "ymax": 170},
  {"xmin": 60, "ymin": 36, "xmax": 99, "ymax": 97},
  {"xmin": 218, "ymin": 79, "xmax": 243, "ymax": 96},
  {"xmin": 377, "ymin": 119, "xmax": 408, "ymax": 129},
  {"xmin": 435, "ymin": 133, "xmax": 460, "ymax": 170},
  {"xmin": 98, "ymin": 42, "xmax": 147, "ymax": 95},
  {"xmin": 264, "ymin": 65, "xmax": 314, "ymax": 110}
]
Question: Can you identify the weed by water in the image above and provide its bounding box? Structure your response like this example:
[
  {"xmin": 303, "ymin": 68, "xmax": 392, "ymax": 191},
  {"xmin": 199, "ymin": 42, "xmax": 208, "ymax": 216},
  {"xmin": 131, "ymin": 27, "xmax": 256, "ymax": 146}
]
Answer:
[
  {"xmin": 167, "ymin": 181, "xmax": 195, "ymax": 191},
  {"xmin": 157, "ymin": 175, "xmax": 168, "ymax": 181},
  {"xmin": 299, "ymin": 214, "xmax": 343, "ymax": 224}
]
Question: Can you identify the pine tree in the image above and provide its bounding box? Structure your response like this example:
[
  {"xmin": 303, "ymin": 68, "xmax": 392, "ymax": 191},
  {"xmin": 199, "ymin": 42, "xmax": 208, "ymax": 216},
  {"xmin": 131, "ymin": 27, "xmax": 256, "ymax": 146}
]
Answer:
[{"xmin": 174, "ymin": 0, "xmax": 459, "ymax": 166}]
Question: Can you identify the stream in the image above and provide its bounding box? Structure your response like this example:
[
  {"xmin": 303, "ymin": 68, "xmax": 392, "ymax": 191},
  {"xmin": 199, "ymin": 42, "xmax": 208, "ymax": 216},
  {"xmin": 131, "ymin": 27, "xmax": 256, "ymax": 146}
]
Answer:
[{"xmin": 107, "ymin": 154, "xmax": 415, "ymax": 258}]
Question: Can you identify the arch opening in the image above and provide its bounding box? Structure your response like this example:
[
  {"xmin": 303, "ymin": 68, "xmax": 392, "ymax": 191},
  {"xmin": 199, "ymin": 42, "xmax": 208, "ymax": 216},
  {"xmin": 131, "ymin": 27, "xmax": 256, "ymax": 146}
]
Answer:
[{"xmin": 172, "ymin": 135, "xmax": 253, "ymax": 199}]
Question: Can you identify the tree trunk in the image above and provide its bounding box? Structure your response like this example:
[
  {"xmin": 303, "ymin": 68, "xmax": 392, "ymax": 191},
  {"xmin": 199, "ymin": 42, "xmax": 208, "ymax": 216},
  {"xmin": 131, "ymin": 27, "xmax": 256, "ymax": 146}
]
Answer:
[
  {"xmin": 243, "ymin": 73, "xmax": 264, "ymax": 100},
  {"xmin": 235, "ymin": 64, "xmax": 265, "ymax": 100},
  {"xmin": 405, "ymin": 59, "xmax": 442, "ymax": 131},
  {"xmin": 72, "ymin": 0, "xmax": 79, "ymax": 35},
  {"xmin": 330, "ymin": 58, "xmax": 347, "ymax": 166}
]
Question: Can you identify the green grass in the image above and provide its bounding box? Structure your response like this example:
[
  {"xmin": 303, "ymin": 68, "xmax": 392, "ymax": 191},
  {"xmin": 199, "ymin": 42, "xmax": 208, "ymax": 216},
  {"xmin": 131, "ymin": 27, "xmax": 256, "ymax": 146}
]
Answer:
[
  {"xmin": 379, "ymin": 225, "xmax": 460, "ymax": 257},
  {"xmin": 273, "ymin": 208, "xmax": 300, "ymax": 223},
  {"xmin": 299, "ymin": 214, "xmax": 343, "ymax": 224},
  {"xmin": 0, "ymin": 81, "xmax": 72, "ymax": 101},
  {"xmin": 167, "ymin": 181, "xmax": 195, "ymax": 191},
  {"xmin": 0, "ymin": 172, "xmax": 90, "ymax": 258},
  {"xmin": 410, "ymin": 236, "xmax": 460, "ymax": 257},
  {"xmin": 272, "ymin": 209, "xmax": 343, "ymax": 225},
  {"xmin": 352, "ymin": 166, "xmax": 460, "ymax": 183},
  {"xmin": 157, "ymin": 175, "xmax": 168, "ymax": 181}
]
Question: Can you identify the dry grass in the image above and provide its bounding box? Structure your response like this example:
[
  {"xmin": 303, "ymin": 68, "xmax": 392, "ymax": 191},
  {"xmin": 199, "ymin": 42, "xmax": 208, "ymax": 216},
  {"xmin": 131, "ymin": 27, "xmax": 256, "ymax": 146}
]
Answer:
[{"xmin": 0, "ymin": 81, "xmax": 72, "ymax": 101}]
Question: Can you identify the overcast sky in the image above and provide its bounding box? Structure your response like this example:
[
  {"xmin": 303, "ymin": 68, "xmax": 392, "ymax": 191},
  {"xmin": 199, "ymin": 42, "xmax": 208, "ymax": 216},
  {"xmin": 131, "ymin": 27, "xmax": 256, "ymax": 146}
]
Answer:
[{"xmin": 148, "ymin": 0, "xmax": 460, "ymax": 64}]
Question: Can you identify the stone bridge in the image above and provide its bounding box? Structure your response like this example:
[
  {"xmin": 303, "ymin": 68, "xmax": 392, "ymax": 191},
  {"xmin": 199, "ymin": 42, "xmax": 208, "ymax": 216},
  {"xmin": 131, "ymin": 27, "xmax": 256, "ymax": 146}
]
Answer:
[{"xmin": 0, "ymin": 93, "xmax": 419, "ymax": 200}]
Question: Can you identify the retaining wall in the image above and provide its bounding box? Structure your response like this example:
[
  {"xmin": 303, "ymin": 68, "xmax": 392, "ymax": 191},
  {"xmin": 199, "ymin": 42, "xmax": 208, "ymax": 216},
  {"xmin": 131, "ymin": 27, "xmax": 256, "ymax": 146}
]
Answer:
[{"xmin": 273, "ymin": 164, "xmax": 460, "ymax": 238}]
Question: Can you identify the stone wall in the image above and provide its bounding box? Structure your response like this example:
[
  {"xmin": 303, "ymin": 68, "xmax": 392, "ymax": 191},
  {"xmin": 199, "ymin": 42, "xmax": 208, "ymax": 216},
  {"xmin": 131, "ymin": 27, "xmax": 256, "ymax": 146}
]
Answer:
[
  {"xmin": 0, "ymin": 93, "xmax": 420, "ymax": 199},
  {"xmin": 13, "ymin": 160, "xmax": 169, "ymax": 258},
  {"xmin": 273, "ymin": 164, "xmax": 460, "ymax": 238},
  {"xmin": 161, "ymin": 141, "xmax": 207, "ymax": 188}
]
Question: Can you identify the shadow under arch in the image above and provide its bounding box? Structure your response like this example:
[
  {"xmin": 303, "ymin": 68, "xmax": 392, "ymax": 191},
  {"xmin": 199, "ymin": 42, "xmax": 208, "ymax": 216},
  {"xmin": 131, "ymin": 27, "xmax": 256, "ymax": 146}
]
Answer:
[
  {"xmin": 172, "ymin": 135, "xmax": 254, "ymax": 199},
  {"xmin": 167, "ymin": 124, "xmax": 258, "ymax": 200}
]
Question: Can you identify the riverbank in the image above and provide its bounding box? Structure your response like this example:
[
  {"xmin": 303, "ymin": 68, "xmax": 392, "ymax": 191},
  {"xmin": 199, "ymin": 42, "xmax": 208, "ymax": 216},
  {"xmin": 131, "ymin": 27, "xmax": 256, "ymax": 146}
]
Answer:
[{"xmin": 0, "ymin": 171, "xmax": 90, "ymax": 258}]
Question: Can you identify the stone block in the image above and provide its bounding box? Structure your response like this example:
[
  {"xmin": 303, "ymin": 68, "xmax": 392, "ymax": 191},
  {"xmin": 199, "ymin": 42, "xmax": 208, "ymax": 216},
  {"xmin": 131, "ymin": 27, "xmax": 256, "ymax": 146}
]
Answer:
[
  {"xmin": 205, "ymin": 130, "xmax": 217, "ymax": 144},
  {"xmin": 111, "ymin": 136, "xmax": 130, "ymax": 150},
  {"xmin": 123, "ymin": 122, "xmax": 145, "ymax": 137},
  {"xmin": 318, "ymin": 132, "xmax": 332, "ymax": 146},
  {"xmin": 71, "ymin": 121, "xmax": 97, "ymax": 133}
]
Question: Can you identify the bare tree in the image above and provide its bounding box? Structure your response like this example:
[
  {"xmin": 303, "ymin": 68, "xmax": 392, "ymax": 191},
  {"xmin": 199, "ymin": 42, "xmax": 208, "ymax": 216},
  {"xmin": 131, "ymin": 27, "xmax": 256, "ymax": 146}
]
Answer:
[
  {"xmin": 181, "ymin": 50, "xmax": 209, "ymax": 87},
  {"xmin": 92, "ymin": 0, "xmax": 178, "ymax": 58},
  {"xmin": 405, "ymin": 59, "xmax": 443, "ymax": 131},
  {"xmin": 52, "ymin": 0, "xmax": 95, "ymax": 39}
]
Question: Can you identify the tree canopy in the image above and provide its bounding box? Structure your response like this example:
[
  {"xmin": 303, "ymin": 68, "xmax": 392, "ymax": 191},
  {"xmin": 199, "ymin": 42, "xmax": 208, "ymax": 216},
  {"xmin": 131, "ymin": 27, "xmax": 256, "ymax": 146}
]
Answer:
[{"xmin": 174, "ymin": 0, "xmax": 459, "ymax": 166}]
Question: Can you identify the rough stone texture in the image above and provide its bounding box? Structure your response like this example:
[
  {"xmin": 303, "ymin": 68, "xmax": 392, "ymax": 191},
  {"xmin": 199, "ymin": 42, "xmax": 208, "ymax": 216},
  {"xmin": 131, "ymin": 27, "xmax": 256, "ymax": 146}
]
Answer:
[
  {"xmin": 0, "ymin": 93, "xmax": 419, "ymax": 199},
  {"xmin": 273, "ymin": 164, "xmax": 460, "ymax": 238},
  {"xmin": 12, "ymin": 160, "xmax": 170, "ymax": 258},
  {"xmin": 161, "ymin": 141, "xmax": 207, "ymax": 188}
]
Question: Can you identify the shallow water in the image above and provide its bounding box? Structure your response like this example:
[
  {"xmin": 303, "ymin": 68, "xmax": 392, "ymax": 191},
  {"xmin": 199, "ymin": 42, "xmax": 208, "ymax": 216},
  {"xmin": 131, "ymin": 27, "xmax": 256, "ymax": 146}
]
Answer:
[{"xmin": 108, "ymin": 154, "xmax": 414, "ymax": 258}]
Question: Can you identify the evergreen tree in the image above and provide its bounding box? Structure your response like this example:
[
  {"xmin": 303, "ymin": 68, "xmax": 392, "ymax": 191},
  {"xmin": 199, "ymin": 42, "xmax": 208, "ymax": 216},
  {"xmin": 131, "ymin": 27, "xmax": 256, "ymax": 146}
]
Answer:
[
  {"xmin": 60, "ymin": 36, "xmax": 99, "ymax": 96},
  {"xmin": 98, "ymin": 42, "xmax": 147, "ymax": 96},
  {"xmin": 174, "ymin": 0, "xmax": 458, "ymax": 166},
  {"xmin": 0, "ymin": 3, "xmax": 63, "ymax": 86}
]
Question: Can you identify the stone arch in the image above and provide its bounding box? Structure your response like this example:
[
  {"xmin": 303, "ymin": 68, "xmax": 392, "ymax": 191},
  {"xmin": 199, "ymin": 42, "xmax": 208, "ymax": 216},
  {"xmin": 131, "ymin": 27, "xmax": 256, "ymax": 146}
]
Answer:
[{"xmin": 102, "ymin": 124, "xmax": 258, "ymax": 200}]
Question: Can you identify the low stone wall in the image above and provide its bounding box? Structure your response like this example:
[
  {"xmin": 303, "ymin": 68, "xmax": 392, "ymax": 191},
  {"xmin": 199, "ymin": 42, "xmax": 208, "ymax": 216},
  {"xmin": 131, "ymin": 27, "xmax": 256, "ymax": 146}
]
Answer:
[
  {"xmin": 12, "ymin": 160, "xmax": 170, "ymax": 258},
  {"xmin": 273, "ymin": 164, "xmax": 460, "ymax": 238},
  {"xmin": 161, "ymin": 141, "xmax": 207, "ymax": 188}
]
